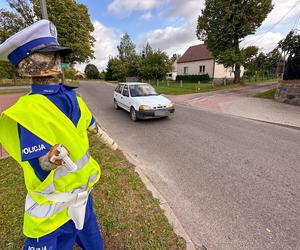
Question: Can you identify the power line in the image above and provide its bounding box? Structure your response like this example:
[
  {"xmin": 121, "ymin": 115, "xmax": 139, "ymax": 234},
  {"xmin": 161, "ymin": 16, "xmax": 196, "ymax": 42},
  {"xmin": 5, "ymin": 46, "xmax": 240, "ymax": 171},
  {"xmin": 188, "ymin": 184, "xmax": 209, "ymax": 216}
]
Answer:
[
  {"xmin": 243, "ymin": 0, "xmax": 300, "ymax": 47},
  {"xmin": 292, "ymin": 7, "xmax": 300, "ymax": 29}
]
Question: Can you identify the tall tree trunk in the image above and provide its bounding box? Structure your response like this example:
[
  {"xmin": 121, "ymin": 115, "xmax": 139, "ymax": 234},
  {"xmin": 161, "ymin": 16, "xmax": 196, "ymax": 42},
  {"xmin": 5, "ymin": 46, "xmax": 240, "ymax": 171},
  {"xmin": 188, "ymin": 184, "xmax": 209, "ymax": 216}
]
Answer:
[
  {"xmin": 234, "ymin": 40, "xmax": 241, "ymax": 84},
  {"xmin": 234, "ymin": 63, "xmax": 241, "ymax": 83},
  {"xmin": 12, "ymin": 72, "xmax": 17, "ymax": 85}
]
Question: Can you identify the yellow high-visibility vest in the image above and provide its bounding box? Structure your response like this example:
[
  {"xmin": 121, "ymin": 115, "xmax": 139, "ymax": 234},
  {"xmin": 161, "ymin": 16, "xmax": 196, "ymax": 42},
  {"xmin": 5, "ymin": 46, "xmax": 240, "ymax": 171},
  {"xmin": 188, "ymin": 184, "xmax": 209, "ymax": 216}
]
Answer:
[{"xmin": 0, "ymin": 94, "xmax": 101, "ymax": 238}]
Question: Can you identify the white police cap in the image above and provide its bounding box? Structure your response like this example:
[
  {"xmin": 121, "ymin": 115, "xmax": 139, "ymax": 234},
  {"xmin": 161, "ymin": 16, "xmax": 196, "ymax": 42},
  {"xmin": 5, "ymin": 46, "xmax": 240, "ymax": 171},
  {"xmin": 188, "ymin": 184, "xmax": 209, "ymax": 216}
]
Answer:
[{"xmin": 0, "ymin": 19, "xmax": 72, "ymax": 66}]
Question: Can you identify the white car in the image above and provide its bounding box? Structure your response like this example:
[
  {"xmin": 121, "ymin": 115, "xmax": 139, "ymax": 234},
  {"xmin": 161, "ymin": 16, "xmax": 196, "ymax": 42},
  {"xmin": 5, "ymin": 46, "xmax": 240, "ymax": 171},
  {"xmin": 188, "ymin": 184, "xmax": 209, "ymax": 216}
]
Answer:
[{"xmin": 113, "ymin": 82, "xmax": 175, "ymax": 121}]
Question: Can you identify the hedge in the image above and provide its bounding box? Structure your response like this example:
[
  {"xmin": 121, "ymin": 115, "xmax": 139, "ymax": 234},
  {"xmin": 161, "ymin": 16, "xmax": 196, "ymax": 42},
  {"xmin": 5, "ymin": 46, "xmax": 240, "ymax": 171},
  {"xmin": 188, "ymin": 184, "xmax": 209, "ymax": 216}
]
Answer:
[{"xmin": 176, "ymin": 74, "xmax": 210, "ymax": 83}]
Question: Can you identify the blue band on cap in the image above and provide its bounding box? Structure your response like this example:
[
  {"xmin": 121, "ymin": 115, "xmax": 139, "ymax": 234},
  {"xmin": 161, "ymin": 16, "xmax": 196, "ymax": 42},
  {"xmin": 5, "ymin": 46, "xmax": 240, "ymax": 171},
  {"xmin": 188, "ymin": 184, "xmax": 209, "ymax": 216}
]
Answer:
[{"xmin": 8, "ymin": 37, "xmax": 58, "ymax": 66}]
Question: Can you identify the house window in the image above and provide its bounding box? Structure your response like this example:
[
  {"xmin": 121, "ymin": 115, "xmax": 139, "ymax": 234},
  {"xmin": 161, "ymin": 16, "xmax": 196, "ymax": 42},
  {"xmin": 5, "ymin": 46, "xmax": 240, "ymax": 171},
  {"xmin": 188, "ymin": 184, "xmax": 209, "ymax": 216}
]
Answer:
[
  {"xmin": 199, "ymin": 65, "xmax": 206, "ymax": 74},
  {"xmin": 184, "ymin": 67, "xmax": 188, "ymax": 74}
]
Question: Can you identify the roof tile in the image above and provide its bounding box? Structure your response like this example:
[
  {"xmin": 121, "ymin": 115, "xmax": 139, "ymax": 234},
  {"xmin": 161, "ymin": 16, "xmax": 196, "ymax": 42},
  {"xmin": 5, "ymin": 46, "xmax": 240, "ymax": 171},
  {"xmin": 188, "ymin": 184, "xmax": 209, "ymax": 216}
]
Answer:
[{"xmin": 177, "ymin": 44, "xmax": 213, "ymax": 63}]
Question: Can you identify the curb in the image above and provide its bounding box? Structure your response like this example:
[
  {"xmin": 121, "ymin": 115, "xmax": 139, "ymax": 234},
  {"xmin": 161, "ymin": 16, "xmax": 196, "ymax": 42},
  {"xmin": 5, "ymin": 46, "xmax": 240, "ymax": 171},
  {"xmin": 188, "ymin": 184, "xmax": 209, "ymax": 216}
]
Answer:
[
  {"xmin": 95, "ymin": 120, "xmax": 118, "ymax": 150},
  {"xmin": 244, "ymin": 117, "xmax": 300, "ymax": 131},
  {"xmin": 94, "ymin": 121, "xmax": 196, "ymax": 250},
  {"xmin": 124, "ymin": 152, "xmax": 196, "ymax": 250}
]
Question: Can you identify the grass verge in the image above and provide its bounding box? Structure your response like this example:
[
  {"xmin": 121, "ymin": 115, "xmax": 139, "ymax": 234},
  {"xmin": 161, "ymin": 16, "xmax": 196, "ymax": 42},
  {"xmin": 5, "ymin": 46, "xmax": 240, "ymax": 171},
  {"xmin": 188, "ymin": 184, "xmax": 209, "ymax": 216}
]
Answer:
[
  {"xmin": 0, "ymin": 134, "xmax": 185, "ymax": 249},
  {"xmin": 65, "ymin": 80, "xmax": 80, "ymax": 87},
  {"xmin": 148, "ymin": 79, "xmax": 279, "ymax": 95},
  {"xmin": 150, "ymin": 82, "xmax": 251, "ymax": 95},
  {"xmin": 255, "ymin": 88, "xmax": 276, "ymax": 99},
  {"xmin": 0, "ymin": 90, "xmax": 29, "ymax": 95}
]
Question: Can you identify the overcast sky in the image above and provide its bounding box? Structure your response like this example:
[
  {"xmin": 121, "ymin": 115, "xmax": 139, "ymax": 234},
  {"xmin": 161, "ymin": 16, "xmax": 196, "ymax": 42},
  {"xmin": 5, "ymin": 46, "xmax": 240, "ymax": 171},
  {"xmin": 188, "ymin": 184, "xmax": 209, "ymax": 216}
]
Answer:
[{"xmin": 1, "ymin": 0, "xmax": 299, "ymax": 71}]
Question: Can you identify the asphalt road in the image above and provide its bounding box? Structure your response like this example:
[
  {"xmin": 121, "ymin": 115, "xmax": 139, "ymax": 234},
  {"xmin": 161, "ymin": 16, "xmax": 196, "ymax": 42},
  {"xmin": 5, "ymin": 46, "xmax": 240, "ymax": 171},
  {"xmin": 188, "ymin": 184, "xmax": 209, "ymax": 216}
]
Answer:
[{"xmin": 79, "ymin": 81, "xmax": 300, "ymax": 250}]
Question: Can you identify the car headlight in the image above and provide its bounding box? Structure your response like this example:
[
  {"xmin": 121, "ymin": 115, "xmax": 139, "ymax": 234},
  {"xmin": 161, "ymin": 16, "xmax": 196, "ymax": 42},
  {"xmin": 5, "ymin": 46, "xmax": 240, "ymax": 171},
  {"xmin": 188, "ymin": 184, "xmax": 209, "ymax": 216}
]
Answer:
[
  {"xmin": 139, "ymin": 105, "xmax": 152, "ymax": 110},
  {"xmin": 168, "ymin": 102, "xmax": 174, "ymax": 108}
]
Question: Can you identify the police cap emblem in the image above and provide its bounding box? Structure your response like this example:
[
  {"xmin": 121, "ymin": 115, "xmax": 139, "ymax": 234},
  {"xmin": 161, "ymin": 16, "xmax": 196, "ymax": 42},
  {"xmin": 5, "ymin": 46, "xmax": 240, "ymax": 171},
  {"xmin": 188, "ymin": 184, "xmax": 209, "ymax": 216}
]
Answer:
[{"xmin": 49, "ymin": 22, "xmax": 57, "ymax": 37}]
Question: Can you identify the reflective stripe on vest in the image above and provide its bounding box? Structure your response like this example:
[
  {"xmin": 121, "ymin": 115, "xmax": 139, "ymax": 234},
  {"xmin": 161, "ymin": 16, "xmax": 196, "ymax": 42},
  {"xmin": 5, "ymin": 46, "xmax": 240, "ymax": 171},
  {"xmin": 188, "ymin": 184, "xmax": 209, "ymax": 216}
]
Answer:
[
  {"xmin": 39, "ymin": 150, "xmax": 91, "ymax": 194},
  {"xmin": 26, "ymin": 172, "xmax": 98, "ymax": 218}
]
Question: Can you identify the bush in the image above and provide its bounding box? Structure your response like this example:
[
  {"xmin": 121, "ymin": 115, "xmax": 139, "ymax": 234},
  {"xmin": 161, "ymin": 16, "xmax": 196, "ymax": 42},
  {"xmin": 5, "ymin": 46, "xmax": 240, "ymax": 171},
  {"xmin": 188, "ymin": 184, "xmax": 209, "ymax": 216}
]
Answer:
[
  {"xmin": 176, "ymin": 74, "xmax": 210, "ymax": 83},
  {"xmin": 283, "ymin": 53, "xmax": 300, "ymax": 80},
  {"xmin": 64, "ymin": 67, "xmax": 76, "ymax": 80},
  {"xmin": 85, "ymin": 64, "xmax": 100, "ymax": 79}
]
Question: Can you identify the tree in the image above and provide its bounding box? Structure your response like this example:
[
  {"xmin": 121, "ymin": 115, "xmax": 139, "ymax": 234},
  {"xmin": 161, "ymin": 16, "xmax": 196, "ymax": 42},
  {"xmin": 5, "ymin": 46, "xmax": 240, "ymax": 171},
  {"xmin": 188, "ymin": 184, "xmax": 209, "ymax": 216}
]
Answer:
[
  {"xmin": 139, "ymin": 50, "xmax": 171, "ymax": 80},
  {"xmin": 99, "ymin": 70, "xmax": 105, "ymax": 80},
  {"xmin": 1, "ymin": 0, "xmax": 95, "ymax": 64},
  {"xmin": 33, "ymin": 0, "xmax": 95, "ymax": 63},
  {"xmin": 106, "ymin": 37, "xmax": 171, "ymax": 81},
  {"xmin": 117, "ymin": 33, "xmax": 136, "ymax": 60},
  {"xmin": 142, "ymin": 42, "xmax": 153, "ymax": 58},
  {"xmin": 64, "ymin": 67, "xmax": 76, "ymax": 80},
  {"xmin": 266, "ymin": 48, "xmax": 282, "ymax": 76},
  {"xmin": 170, "ymin": 54, "xmax": 180, "ymax": 64},
  {"xmin": 105, "ymin": 57, "xmax": 129, "ymax": 81},
  {"xmin": 243, "ymin": 46, "xmax": 259, "ymax": 76},
  {"xmin": 197, "ymin": 0, "xmax": 273, "ymax": 83},
  {"xmin": 7, "ymin": 0, "xmax": 35, "ymax": 25},
  {"xmin": 281, "ymin": 30, "xmax": 300, "ymax": 80},
  {"xmin": 0, "ymin": 60, "xmax": 18, "ymax": 79},
  {"xmin": 84, "ymin": 64, "xmax": 99, "ymax": 79},
  {"xmin": 0, "ymin": 9, "xmax": 26, "ymax": 43}
]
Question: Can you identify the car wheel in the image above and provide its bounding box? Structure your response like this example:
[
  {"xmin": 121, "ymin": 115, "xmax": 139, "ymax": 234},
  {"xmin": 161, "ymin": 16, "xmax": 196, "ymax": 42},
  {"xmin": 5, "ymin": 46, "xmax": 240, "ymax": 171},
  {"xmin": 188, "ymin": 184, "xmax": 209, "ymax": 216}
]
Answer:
[
  {"xmin": 130, "ymin": 107, "xmax": 137, "ymax": 122},
  {"xmin": 114, "ymin": 99, "xmax": 119, "ymax": 110}
]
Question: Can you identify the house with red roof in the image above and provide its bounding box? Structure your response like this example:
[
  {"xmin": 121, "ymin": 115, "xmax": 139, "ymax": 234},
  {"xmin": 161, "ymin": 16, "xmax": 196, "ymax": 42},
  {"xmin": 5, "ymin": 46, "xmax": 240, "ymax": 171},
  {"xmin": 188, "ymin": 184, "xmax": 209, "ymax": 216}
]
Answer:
[{"xmin": 176, "ymin": 44, "xmax": 244, "ymax": 81}]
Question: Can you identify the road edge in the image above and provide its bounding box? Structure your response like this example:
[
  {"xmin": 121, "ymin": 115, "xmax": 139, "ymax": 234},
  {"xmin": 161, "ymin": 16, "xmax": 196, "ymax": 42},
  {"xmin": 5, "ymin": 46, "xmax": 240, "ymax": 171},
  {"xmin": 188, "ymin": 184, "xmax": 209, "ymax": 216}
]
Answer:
[{"xmin": 95, "ymin": 119, "xmax": 196, "ymax": 250}]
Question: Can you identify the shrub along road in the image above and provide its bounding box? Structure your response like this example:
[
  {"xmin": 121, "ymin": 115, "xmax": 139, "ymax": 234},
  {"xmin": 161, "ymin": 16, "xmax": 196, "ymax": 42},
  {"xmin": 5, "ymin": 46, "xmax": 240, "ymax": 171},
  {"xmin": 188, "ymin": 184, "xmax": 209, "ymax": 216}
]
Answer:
[{"xmin": 79, "ymin": 81, "xmax": 300, "ymax": 250}]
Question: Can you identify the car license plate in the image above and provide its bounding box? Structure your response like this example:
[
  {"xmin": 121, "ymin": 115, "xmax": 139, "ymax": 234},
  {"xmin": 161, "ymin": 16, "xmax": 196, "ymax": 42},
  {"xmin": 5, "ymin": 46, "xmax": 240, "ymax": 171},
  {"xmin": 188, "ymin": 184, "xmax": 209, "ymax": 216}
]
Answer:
[{"xmin": 155, "ymin": 110, "xmax": 168, "ymax": 116}]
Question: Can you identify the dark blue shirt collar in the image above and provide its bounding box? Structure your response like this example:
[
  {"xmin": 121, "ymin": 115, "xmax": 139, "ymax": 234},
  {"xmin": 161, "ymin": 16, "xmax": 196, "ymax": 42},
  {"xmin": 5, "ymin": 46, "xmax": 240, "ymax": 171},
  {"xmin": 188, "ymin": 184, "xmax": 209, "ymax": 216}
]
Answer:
[{"xmin": 31, "ymin": 83, "xmax": 78, "ymax": 95}]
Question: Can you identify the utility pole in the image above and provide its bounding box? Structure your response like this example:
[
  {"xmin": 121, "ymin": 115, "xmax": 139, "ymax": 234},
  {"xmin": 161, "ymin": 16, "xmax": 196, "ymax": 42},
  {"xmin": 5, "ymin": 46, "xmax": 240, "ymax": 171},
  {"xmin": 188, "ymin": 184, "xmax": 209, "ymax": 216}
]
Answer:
[
  {"xmin": 39, "ymin": 0, "xmax": 66, "ymax": 84},
  {"xmin": 40, "ymin": 0, "xmax": 48, "ymax": 20}
]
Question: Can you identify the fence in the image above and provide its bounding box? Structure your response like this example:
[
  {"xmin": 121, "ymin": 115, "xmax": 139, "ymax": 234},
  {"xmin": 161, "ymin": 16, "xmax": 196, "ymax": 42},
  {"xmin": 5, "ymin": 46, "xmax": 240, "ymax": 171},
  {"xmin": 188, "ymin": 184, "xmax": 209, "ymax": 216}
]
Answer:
[
  {"xmin": 243, "ymin": 74, "xmax": 282, "ymax": 83},
  {"xmin": 0, "ymin": 78, "xmax": 31, "ymax": 87}
]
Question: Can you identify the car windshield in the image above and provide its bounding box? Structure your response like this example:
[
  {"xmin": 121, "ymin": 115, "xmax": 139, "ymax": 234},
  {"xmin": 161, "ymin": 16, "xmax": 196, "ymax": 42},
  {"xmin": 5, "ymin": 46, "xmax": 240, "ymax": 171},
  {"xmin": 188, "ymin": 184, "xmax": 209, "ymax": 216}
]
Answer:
[{"xmin": 129, "ymin": 84, "xmax": 159, "ymax": 97}]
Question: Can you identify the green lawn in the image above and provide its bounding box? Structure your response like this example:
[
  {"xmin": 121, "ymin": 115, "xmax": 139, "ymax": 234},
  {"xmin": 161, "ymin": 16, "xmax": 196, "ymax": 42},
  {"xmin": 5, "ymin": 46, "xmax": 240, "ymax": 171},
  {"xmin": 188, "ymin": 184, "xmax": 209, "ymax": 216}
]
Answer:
[
  {"xmin": 244, "ymin": 76, "xmax": 281, "ymax": 84},
  {"xmin": 0, "ymin": 90, "xmax": 29, "ymax": 95},
  {"xmin": 0, "ymin": 134, "xmax": 185, "ymax": 249},
  {"xmin": 255, "ymin": 88, "xmax": 277, "ymax": 99},
  {"xmin": 149, "ymin": 81, "xmax": 253, "ymax": 95},
  {"xmin": 65, "ymin": 80, "xmax": 80, "ymax": 87},
  {"xmin": 145, "ymin": 78, "xmax": 280, "ymax": 95},
  {"xmin": 153, "ymin": 82, "xmax": 228, "ymax": 95}
]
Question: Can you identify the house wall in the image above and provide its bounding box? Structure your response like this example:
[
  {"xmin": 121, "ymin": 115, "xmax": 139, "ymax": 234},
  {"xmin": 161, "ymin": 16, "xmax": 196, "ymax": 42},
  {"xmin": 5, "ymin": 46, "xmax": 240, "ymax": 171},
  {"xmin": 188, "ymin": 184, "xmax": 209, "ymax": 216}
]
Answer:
[
  {"xmin": 177, "ymin": 60, "xmax": 215, "ymax": 78},
  {"xmin": 213, "ymin": 63, "xmax": 245, "ymax": 81},
  {"xmin": 214, "ymin": 62, "xmax": 234, "ymax": 79},
  {"xmin": 177, "ymin": 60, "xmax": 245, "ymax": 80}
]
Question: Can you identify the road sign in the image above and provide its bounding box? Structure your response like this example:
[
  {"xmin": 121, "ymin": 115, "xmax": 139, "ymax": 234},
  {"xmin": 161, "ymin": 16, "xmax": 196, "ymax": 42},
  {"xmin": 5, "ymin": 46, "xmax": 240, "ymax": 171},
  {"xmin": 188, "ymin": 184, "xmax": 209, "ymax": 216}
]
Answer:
[{"xmin": 61, "ymin": 63, "xmax": 70, "ymax": 70}]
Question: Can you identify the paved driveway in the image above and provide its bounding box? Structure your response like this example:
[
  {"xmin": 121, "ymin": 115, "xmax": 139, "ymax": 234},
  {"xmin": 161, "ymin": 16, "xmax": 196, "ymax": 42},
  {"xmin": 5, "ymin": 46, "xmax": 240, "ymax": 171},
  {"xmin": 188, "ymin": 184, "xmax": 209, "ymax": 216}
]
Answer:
[
  {"xmin": 79, "ymin": 81, "xmax": 300, "ymax": 250},
  {"xmin": 168, "ymin": 83, "xmax": 300, "ymax": 128}
]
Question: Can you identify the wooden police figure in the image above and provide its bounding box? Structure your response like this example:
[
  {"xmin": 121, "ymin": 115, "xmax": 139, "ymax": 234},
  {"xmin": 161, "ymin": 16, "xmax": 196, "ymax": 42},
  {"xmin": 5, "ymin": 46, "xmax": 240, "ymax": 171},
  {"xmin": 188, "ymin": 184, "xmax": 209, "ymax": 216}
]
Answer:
[{"xmin": 0, "ymin": 20, "xmax": 103, "ymax": 249}]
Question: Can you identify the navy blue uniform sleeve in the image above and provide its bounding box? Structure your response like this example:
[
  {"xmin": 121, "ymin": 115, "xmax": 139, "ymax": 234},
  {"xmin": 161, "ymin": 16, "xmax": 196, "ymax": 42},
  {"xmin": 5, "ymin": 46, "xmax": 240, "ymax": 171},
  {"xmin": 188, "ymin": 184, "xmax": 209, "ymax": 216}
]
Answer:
[
  {"xmin": 18, "ymin": 124, "xmax": 51, "ymax": 181},
  {"xmin": 18, "ymin": 125, "xmax": 51, "ymax": 161},
  {"xmin": 89, "ymin": 116, "xmax": 95, "ymax": 127}
]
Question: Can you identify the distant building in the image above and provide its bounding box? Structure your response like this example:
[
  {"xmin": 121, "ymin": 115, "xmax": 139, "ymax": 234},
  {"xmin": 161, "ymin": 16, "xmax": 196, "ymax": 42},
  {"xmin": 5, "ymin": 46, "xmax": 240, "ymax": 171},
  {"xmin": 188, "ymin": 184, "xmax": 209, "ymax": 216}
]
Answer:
[
  {"xmin": 75, "ymin": 71, "xmax": 86, "ymax": 79},
  {"xmin": 166, "ymin": 58, "xmax": 178, "ymax": 80},
  {"xmin": 176, "ymin": 44, "xmax": 244, "ymax": 81}
]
